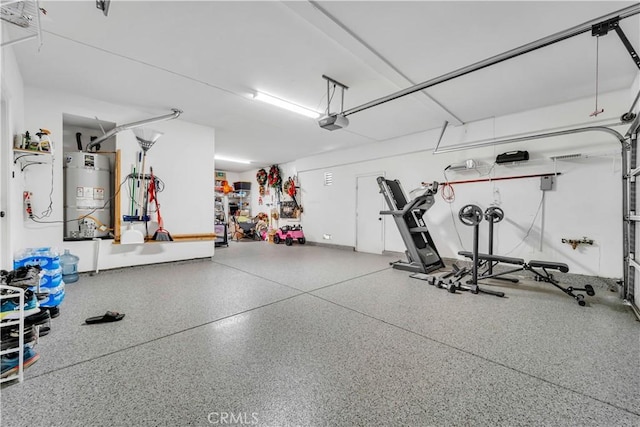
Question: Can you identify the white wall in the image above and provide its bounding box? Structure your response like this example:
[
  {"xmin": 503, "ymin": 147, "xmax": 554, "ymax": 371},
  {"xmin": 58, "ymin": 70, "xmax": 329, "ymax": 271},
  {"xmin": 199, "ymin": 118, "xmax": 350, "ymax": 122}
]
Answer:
[
  {"xmin": 10, "ymin": 87, "xmax": 216, "ymax": 272},
  {"xmin": 1, "ymin": 45, "xmax": 25, "ymax": 270},
  {"xmin": 289, "ymin": 89, "xmax": 631, "ymax": 278},
  {"xmin": 223, "ymin": 171, "xmax": 241, "ymax": 186}
]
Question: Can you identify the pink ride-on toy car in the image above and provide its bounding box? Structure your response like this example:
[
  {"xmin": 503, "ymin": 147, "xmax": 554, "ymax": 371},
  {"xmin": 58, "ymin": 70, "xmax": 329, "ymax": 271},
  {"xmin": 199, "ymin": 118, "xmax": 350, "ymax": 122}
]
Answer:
[{"xmin": 273, "ymin": 225, "xmax": 306, "ymax": 246}]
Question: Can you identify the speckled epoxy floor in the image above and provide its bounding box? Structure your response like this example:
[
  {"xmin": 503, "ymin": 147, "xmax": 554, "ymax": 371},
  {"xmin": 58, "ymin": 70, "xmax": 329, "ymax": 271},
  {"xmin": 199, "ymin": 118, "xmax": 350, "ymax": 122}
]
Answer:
[{"xmin": 1, "ymin": 241, "xmax": 639, "ymax": 426}]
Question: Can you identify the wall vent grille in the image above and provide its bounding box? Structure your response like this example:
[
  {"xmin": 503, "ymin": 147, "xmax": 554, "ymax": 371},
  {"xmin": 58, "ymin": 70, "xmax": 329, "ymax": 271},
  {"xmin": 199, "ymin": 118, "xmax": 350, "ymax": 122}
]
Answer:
[{"xmin": 324, "ymin": 172, "xmax": 333, "ymax": 186}]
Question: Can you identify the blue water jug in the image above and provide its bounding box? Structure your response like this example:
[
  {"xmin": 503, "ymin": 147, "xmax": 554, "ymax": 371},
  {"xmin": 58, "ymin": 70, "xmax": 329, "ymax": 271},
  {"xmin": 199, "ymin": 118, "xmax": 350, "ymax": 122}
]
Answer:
[{"xmin": 59, "ymin": 249, "xmax": 79, "ymax": 283}]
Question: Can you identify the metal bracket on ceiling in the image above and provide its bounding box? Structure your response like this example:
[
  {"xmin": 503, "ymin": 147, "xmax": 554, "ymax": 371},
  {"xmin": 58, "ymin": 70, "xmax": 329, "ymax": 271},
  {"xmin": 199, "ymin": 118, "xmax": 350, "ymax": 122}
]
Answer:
[
  {"xmin": 318, "ymin": 75, "xmax": 350, "ymax": 130},
  {"xmin": 322, "ymin": 74, "xmax": 349, "ymax": 115},
  {"xmin": 592, "ymin": 17, "xmax": 640, "ymax": 70},
  {"xmin": 96, "ymin": 0, "xmax": 110, "ymax": 17}
]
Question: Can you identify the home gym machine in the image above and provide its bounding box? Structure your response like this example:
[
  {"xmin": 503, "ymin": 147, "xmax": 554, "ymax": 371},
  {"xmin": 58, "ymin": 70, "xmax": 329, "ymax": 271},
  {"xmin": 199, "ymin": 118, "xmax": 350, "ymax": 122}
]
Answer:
[
  {"xmin": 409, "ymin": 204, "xmax": 506, "ymax": 296},
  {"xmin": 377, "ymin": 177, "xmax": 445, "ymax": 274},
  {"xmin": 456, "ymin": 204, "xmax": 506, "ymax": 298},
  {"xmin": 467, "ymin": 206, "xmax": 519, "ymax": 283},
  {"xmin": 457, "ymin": 207, "xmax": 596, "ymax": 306}
]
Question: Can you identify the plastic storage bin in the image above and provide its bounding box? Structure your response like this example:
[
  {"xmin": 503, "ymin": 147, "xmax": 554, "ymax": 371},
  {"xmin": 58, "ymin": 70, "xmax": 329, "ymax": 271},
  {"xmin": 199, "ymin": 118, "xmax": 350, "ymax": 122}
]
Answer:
[{"xmin": 233, "ymin": 181, "xmax": 251, "ymax": 190}]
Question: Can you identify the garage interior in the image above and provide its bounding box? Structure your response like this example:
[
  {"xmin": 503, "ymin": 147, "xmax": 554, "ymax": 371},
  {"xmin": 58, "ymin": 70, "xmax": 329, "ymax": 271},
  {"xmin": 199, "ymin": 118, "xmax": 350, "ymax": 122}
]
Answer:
[{"xmin": 1, "ymin": 1, "xmax": 640, "ymax": 426}]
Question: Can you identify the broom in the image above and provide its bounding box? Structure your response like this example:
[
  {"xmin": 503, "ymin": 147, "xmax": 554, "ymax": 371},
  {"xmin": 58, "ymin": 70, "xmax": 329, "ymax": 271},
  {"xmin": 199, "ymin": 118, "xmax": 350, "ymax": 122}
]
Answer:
[{"xmin": 148, "ymin": 167, "xmax": 173, "ymax": 241}]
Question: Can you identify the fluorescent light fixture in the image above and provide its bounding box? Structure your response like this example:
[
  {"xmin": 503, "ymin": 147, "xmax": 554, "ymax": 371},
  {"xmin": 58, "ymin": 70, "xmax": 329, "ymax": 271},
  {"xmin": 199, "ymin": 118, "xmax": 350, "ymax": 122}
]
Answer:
[
  {"xmin": 254, "ymin": 92, "xmax": 320, "ymax": 119},
  {"xmin": 215, "ymin": 155, "xmax": 251, "ymax": 164}
]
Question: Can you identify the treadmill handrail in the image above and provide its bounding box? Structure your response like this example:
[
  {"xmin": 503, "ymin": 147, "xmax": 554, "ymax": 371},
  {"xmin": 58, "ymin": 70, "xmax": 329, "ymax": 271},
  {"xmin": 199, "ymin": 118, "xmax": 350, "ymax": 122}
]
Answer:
[
  {"xmin": 380, "ymin": 194, "xmax": 433, "ymax": 217},
  {"xmin": 380, "ymin": 209, "xmax": 403, "ymax": 216},
  {"xmin": 380, "ymin": 200, "xmax": 418, "ymax": 216}
]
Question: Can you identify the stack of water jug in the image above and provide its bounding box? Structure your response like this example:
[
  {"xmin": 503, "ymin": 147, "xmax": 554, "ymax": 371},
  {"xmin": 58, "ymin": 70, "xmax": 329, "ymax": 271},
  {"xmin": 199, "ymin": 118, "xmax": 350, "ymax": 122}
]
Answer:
[{"xmin": 13, "ymin": 247, "xmax": 78, "ymax": 314}]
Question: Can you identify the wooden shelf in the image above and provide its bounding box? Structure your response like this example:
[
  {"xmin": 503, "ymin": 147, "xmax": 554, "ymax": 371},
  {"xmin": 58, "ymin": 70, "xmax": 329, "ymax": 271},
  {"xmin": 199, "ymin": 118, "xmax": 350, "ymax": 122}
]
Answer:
[{"xmin": 113, "ymin": 233, "xmax": 217, "ymax": 245}]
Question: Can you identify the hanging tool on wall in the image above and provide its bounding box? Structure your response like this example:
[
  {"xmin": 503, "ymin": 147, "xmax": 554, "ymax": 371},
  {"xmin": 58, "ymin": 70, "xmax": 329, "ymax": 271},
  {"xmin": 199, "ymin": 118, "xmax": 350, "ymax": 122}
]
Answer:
[
  {"xmin": 133, "ymin": 151, "xmax": 143, "ymax": 219},
  {"xmin": 129, "ymin": 163, "xmax": 135, "ymax": 217},
  {"xmin": 133, "ymin": 128, "xmax": 162, "ymax": 221},
  {"xmin": 148, "ymin": 167, "xmax": 172, "ymax": 241}
]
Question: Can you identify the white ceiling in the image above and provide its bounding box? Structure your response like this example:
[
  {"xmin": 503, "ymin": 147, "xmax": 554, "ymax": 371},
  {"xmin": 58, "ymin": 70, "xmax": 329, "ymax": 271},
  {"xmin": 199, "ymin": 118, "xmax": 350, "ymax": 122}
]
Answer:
[{"xmin": 5, "ymin": 1, "xmax": 639, "ymax": 172}]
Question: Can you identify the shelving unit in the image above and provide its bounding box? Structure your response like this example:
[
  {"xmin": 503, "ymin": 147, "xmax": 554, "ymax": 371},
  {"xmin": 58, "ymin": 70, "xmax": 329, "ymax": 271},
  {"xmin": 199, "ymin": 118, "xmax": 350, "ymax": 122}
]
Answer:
[
  {"xmin": 214, "ymin": 168, "xmax": 229, "ymax": 246},
  {"xmin": 235, "ymin": 189, "xmax": 251, "ymax": 216},
  {"xmin": 231, "ymin": 181, "xmax": 252, "ymax": 216},
  {"xmin": 215, "ymin": 193, "xmax": 227, "ymax": 223},
  {"xmin": 227, "ymin": 193, "xmax": 239, "ymax": 216},
  {"xmin": 0, "ymin": 285, "xmax": 26, "ymax": 383},
  {"xmin": 214, "ymin": 192, "xmax": 229, "ymax": 247}
]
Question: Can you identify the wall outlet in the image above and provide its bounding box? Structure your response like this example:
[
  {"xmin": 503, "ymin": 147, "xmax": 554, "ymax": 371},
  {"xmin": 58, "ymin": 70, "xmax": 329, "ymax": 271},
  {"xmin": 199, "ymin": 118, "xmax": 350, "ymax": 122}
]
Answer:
[
  {"xmin": 540, "ymin": 176, "xmax": 553, "ymax": 191},
  {"xmin": 323, "ymin": 234, "xmax": 332, "ymax": 240}
]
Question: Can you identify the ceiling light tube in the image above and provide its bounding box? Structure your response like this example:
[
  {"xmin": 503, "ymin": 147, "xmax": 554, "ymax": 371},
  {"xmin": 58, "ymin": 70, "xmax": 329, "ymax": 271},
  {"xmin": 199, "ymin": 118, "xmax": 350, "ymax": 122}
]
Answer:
[
  {"xmin": 215, "ymin": 155, "xmax": 251, "ymax": 164},
  {"xmin": 254, "ymin": 92, "xmax": 320, "ymax": 119}
]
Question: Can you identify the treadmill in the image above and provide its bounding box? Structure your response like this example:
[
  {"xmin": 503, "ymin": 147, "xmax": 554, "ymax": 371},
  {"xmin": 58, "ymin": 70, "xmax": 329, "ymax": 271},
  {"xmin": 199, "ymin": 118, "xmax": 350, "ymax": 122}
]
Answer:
[{"xmin": 377, "ymin": 177, "xmax": 445, "ymax": 274}]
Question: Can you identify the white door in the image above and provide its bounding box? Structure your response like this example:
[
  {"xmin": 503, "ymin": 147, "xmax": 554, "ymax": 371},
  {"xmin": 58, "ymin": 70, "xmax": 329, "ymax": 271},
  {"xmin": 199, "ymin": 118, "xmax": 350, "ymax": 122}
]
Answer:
[{"xmin": 356, "ymin": 174, "xmax": 384, "ymax": 254}]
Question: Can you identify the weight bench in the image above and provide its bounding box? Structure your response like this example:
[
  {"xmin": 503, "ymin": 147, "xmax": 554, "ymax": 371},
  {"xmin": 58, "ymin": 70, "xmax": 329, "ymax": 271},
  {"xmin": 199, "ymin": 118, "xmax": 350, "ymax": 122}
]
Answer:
[
  {"xmin": 457, "ymin": 251, "xmax": 595, "ymax": 306},
  {"xmin": 458, "ymin": 251, "xmax": 524, "ymax": 266},
  {"xmin": 527, "ymin": 260, "xmax": 594, "ymax": 306},
  {"xmin": 456, "ymin": 251, "xmax": 522, "ymax": 283}
]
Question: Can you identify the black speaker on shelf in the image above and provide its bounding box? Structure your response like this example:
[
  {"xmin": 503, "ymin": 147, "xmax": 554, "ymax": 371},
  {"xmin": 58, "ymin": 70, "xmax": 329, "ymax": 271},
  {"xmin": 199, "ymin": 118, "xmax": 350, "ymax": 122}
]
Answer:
[{"xmin": 496, "ymin": 150, "xmax": 529, "ymax": 164}]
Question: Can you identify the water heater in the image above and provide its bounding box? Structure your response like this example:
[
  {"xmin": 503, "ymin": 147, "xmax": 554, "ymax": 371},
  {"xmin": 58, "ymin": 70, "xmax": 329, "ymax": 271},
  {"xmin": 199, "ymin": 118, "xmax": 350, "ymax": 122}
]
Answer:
[{"xmin": 64, "ymin": 152, "xmax": 111, "ymax": 239}]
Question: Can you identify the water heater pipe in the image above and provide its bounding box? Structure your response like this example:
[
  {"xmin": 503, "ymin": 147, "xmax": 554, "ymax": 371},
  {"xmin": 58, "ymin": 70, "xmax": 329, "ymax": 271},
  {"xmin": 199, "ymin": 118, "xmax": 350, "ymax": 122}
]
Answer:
[{"xmin": 85, "ymin": 108, "xmax": 182, "ymax": 152}]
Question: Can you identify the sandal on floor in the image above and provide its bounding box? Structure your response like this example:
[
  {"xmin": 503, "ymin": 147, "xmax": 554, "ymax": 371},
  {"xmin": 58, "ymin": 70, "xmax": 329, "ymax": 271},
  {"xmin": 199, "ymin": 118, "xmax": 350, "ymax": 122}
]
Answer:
[{"xmin": 85, "ymin": 311, "xmax": 125, "ymax": 324}]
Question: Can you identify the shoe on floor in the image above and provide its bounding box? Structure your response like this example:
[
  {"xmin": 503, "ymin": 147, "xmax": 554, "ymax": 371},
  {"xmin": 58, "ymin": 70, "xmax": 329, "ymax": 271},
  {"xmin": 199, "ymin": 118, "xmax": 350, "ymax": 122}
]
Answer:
[
  {"xmin": 6, "ymin": 266, "xmax": 41, "ymax": 289},
  {"xmin": 46, "ymin": 306, "xmax": 60, "ymax": 318},
  {"xmin": 24, "ymin": 309, "xmax": 51, "ymax": 328},
  {"xmin": 36, "ymin": 325, "xmax": 51, "ymax": 337},
  {"xmin": 1, "ymin": 346, "xmax": 40, "ymax": 379},
  {"xmin": 1, "ymin": 325, "xmax": 35, "ymax": 341},
  {"xmin": 85, "ymin": 311, "xmax": 125, "ymax": 324},
  {"xmin": 0, "ymin": 330, "xmax": 37, "ymax": 351},
  {"xmin": 0, "ymin": 291, "xmax": 39, "ymax": 320},
  {"xmin": 2, "ymin": 325, "xmax": 50, "ymax": 341},
  {"xmin": 0, "ymin": 310, "xmax": 50, "ymax": 340}
]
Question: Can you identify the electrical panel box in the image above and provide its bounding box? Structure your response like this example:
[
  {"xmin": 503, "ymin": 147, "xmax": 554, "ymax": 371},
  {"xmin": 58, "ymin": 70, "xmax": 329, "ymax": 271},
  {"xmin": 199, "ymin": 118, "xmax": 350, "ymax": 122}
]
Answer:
[{"xmin": 540, "ymin": 176, "xmax": 553, "ymax": 191}]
